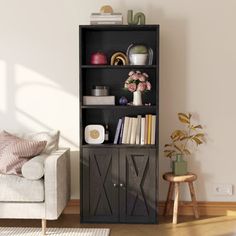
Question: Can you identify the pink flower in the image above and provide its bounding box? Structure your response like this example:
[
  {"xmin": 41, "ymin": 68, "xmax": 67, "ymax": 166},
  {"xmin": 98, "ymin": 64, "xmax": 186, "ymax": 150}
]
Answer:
[
  {"xmin": 124, "ymin": 71, "xmax": 151, "ymax": 93},
  {"xmin": 137, "ymin": 82, "xmax": 146, "ymax": 92},
  {"xmin": 139, "ymin": 75, "xmax": 146, "ymax": 82},
  {"xmin": 128, "ymin": 83, "xmax": 137, "ymax": 92},
  {"xmin": 146, "ymin": 81, "xmax": 151, "ymax": 90},
  {"xmin": 131, "ymin": 73, "xmax": 140, "ymax": 80},
  {"xmin": 125, "ymin": 77, "xmax": 133, "ymax": 83},
  {"xmin": 128, "ymin": 71, "xmax": 135, "ymax": 76}
]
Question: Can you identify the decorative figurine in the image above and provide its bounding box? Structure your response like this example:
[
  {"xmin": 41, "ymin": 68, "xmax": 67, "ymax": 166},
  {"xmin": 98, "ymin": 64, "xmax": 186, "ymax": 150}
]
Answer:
[
  {"xmin": 100, "ymin": 5, "xmax": 113, "ymax": 14},
  {"xmin": 126, "ymin": 44, "xmax": 153, "ymax": 65},
  {"xmin": 119, "ymin": 96, "xmax": 128, "ymax": 106},
  {"xmin": 90, "ymin": 52, "xmax": 108, "ymax": 65},
  {"xmin": 110, "ymin": 52, "xmax": 128, "ymax": 65},
  {"xmin": 127, "ymin": 10, "xmax": 146, "ymax": 25}
]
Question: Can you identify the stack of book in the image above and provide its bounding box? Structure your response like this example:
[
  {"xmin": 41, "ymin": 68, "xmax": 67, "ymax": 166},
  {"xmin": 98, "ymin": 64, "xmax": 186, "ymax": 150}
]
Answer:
[
  {"xmin": 113, "ymin": 114, "xmax": 156, "ymax": 145},
  {"xmin": 90, "ymin": 13, "xmax": 123, "ymax": 25}
]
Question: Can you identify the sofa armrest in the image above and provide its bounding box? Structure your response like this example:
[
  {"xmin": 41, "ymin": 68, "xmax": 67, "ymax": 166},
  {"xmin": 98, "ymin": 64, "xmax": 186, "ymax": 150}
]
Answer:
[{"xmin": 44, "ymin": 148, "xmax": 70, "ymax": 219}]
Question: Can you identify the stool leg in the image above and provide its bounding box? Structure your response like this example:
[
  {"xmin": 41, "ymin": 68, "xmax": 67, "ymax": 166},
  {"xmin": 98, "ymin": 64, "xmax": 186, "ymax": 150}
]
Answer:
[
  {"xmin": 163, "ymin": 182, "xmax": 174, "ymax": 216},
  {"xmin": 188, "ymin": 182, "xmax": 199, "ymax": 219},
  {"xmin": 173, "ymin": 183, "xmax": 179, "ymax": 224},
  {"xmin": 42, "ymin": 219, "xmax": 46, "ymax": 236}
]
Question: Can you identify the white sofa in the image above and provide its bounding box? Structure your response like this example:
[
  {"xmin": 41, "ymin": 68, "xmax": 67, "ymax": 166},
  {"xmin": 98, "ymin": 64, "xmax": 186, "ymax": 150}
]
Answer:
[{"xmin": 0, "ymin": 148, "xmax": 70, "ymax": 235}]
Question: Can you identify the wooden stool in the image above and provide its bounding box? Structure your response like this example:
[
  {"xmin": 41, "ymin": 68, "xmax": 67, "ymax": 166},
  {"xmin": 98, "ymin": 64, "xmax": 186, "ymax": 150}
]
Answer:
[{"xmin": 163, "ymin": 172, "xmax": 199, "ymax": 224}]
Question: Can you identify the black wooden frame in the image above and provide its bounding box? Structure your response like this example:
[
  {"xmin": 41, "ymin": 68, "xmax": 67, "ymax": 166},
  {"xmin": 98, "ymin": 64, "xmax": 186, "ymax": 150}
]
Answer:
[{"xmin": 79, "ymin": 25, "xmax": 159, "ymax": 224}]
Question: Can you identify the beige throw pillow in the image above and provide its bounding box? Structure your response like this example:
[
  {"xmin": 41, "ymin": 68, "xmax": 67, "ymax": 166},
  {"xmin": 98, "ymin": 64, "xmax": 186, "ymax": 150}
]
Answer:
[
  {"xmin": 0, "ymin": 131, "xmax": 47, "ymax": 176},
  {"xmin": 23, "ymin": 130, "xmax": 60, "ymax": 154}
]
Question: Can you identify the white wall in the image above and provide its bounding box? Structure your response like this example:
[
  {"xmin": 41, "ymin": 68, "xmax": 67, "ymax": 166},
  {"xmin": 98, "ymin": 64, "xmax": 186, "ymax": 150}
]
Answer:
[{"xmin": 1, "ymin": 0, "xmax": 236, "ymax": 201}]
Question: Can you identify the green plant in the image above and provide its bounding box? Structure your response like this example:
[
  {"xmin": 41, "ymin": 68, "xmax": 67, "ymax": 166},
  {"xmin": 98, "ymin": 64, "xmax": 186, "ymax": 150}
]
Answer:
[{"xmin": 164, "ymin": 113, "xmax": 205, "ymax": 158}]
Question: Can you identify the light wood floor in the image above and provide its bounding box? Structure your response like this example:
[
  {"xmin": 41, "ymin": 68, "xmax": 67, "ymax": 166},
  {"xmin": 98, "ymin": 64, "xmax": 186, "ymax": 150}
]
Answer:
[{"xmin": 0, "ymin": 215, "xmax": 236, "ymax": 236}]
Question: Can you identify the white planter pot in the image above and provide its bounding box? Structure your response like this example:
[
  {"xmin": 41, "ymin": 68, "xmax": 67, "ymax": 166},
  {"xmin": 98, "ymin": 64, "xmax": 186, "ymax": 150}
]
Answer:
[{"xmin": 130, "ymin": 53, "xmax": 148, "ymax": 65}]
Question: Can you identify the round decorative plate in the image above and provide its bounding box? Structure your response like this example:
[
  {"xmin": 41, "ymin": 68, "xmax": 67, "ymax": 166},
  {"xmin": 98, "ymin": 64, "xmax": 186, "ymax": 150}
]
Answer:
[{"xmin": 84, "ymin": 125, "xmax": 105, "ymax": 144}]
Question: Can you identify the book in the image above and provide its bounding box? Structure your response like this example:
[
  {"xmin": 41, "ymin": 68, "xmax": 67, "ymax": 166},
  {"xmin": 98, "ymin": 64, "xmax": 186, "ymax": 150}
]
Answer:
[
  {"xmin": 140, "ymin": 117, "xmax": 145, "ymax": 145},
  {"xmin": 144, "ymin": 114, "xmax": 149, "ymax": 144},
  {"xmin": 90, "ymin": 21, "xmax": 123, "ymax": 25},
  {"xmin": 90, "ymin": 13, "xmax": 123, "ymax": 25},
  {"xmin": 130, "ymin": 118, "xmax": 138, "ymax": 145},
  {"xmin": 135, "ymin": 115, "xmax": 142, "ymax": 144},
  {"xmin": 90, "ymin": 16, "xmax": 123, "ymax": 21},
  {"xmin": 151, "ymin": 115, "xmax": 156, "ymax": 145},
  {"xmin": 83, "ymin": 96, "xmax": 115, "ymax": 105},
  {"xmin": 126, "ymin": 117, "xmax": 133, "ymax": 144},
  {"xmin": 118, "ymin": 117, "xmax": 125, "ymax": 144},
  {"xmin": 113, "ymin": 118, "xmax": 122, "ymax": 144},
  {"xmin": 147, "ymin": 114, "xmax": 152, "ymax": 144},
  {"xmin": 122, "ymin": 117, "xmax": 130, "ymax": 144},
  {"xmin": 91, "ymin": 13, "xmax": 123, "ymax": 16}
]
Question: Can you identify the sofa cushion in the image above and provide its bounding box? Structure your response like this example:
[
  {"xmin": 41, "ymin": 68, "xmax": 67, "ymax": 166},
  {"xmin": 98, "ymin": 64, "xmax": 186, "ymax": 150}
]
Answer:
[
  {"xmin": 23, "ymin": 130, "xmax": 60, "ymax": 154},
  {"xmin": 21, "ymin": 154, "xmax": 47, "ymax": 180},
  {"xmin": 0, "ymin": 131, "xmax": 47, "ymax": 176},
  {"xmin": 0, "ymin": 174, "xmax": 44, "ymax": 202}
]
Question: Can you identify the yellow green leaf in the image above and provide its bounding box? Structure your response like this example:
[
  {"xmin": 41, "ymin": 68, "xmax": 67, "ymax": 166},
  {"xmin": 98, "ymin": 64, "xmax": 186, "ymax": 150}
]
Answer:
[
  {"xmin": 194, "ymin": 125, "xmax": 203, "ymax": 129},
  {"xmin": 171, "ymin": 130, "xmax": 186, "ymax": 141},
  {"xmin": 164, "ymin": 144, "xmax": 172, "ymax": 147},
  {"xmin": 195, "ymin": 133, "xmax": 204, "ymax": 138},
  {"xmin": 180, "ymin": 136, "xmax": 189, "ymax": 141},
  {"xmin": 178, "ymin": 113, "xmax": 190, "ymax": 124},
  {"xmin": 164, "ymin": 150, "xmax": 172, "ymax": 153},
  {"xmin": 166, "ymin": 153, "xmax": 172, "ymax": 158},
  {"xmin": 174, "ymin": 144, "xmax": 182, "ymax": 152},
  {"xmin": 183, "ymin": 149, "xmax": 191, "ymax": 155},
  {"xmin": 178, "ymin": 113, "xmax": 189, "ymax": 119},
  {"xmin": 165, "ymin": 150, "xmax": 175, "ymax": 158},
  {"xmin": 171, "ymin": 130, "xmax": 180, "ymax": 141},
  {"xmin": 192, "ymin": 137, "xmax": 203, "ymax": 145}
]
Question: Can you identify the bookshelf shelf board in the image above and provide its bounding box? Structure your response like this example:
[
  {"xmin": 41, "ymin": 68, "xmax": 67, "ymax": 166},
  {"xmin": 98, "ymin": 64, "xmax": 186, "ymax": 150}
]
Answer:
[
  {"xmin": 80, "ymin": 24, "xmax": 159, "ymax": 31},
  {"xmin": 81, "ymin": 105, "xmax": 156, "ymax": 109},
  {"xmin": 82, "ymin": 144, "xmax": 157, "ymax": 148},
  {"xmin": 81, "ymin": 65, "xmax": 157, "ymax": 69}
]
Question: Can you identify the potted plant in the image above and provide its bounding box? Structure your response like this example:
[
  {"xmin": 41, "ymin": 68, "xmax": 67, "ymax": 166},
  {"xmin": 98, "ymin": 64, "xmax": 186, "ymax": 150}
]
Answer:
[
  {"xmin": 164, "ymin": 113, "xmax": 205, "ymax": 175},
  {"xmin": 124, "ymin": 70, "xmax": 151, "ymax": 106}
]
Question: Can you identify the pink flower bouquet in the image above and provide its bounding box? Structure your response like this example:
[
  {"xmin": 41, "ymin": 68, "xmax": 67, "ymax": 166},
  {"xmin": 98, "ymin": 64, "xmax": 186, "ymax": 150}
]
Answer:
[{"xmin": 124, "ymin": 71, "xmax": 151, "ymax": 92}]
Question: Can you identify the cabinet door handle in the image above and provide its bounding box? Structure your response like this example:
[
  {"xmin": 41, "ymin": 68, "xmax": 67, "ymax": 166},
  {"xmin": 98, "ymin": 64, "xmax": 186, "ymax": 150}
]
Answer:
[
  {"xmin": 120, "ymin": 183, "xmax": 125, "ymax": 188},
  {"xmin": 113, "ymin": 183, "xmax": 118, "ymax": 188}
]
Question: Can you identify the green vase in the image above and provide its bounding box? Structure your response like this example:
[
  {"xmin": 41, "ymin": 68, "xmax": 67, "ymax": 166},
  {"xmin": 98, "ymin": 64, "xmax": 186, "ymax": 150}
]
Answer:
[{"xmin": 172, "ymin": 154, "xmax": 187, "ymax": 176}]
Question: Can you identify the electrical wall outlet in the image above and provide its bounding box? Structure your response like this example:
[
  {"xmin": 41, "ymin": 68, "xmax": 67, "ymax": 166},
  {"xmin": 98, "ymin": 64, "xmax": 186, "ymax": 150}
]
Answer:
[{"xmin": 213, "ymin": 183, "xmax": 233, "ymax": 196}]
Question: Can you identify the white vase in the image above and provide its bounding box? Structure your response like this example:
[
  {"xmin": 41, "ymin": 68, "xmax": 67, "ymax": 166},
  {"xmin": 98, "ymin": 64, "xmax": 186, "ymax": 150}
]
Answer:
[{"xmin": 133, "ymin": 91, "xmax": 142, "ymax": 106}]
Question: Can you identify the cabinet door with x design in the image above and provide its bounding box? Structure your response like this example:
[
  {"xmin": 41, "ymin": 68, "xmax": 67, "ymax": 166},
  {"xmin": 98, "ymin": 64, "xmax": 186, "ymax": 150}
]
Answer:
[
  {"xmin": 119, "ymin": 148, "xmax": 157, "ymax": 223},
  {"xmin": 82, "ymin": 148, "xmax": 119, "ymax": 223}
]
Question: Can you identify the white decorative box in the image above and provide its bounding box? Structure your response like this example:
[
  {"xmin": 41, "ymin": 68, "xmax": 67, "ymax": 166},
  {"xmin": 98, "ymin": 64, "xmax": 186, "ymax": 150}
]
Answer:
[
  {"xmin": 84, "ymin": 125, "xmax": 105, "ymax": 144},
  {"xmin": 83, "ymin": 96, "xmax": 115, "ymax": 105}
]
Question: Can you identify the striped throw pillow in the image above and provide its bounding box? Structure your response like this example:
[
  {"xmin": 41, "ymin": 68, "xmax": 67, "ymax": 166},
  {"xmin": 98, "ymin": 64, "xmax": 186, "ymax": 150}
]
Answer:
[{"xmin": 0, "ymin": 131, "xmax": 47, "ymax": 176}]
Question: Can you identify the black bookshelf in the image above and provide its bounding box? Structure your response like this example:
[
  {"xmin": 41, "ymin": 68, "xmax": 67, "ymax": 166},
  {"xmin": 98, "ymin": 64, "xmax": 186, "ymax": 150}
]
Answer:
[{"xmin": 79, "ymin": 25, "xmax": 159, "ymax": 224}]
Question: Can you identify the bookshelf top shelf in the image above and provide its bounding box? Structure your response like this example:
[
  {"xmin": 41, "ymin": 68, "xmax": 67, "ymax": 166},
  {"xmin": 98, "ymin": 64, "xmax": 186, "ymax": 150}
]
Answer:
[
  {"xmin": 81, "ymin": 65, "xmax": 157, "ymax": 69},
  {"xmin": 79, "ymin": 25, "xmax": 159, "ymax": 31}
]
